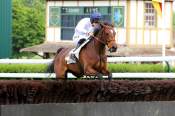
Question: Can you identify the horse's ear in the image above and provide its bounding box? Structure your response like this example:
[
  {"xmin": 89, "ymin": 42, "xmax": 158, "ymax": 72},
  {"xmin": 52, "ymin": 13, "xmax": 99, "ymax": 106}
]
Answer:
[
  {"xmin": 94, "ymin": 24, "xmax": 102, "ymax": 36},
  {"xmin": 101, "ymin": 21, "xmax": 114, "ymax": 28},
  {"xmin": 106, "ymin": 22, "xmax": 114, "ymax": 27},
  {"xmin": 111, "ymin": 22, "xmax": 115, "ymax": 27},
  {"xmin": 99, "ymin": 22, "xmax": 104, "ymax": 27}
]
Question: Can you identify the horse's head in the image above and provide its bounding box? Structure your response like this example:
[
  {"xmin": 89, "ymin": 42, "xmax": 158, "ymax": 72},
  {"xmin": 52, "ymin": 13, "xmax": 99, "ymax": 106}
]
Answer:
[{"xmin": 95, "ymin": 23, "xmax": 117, "ymax": 52}]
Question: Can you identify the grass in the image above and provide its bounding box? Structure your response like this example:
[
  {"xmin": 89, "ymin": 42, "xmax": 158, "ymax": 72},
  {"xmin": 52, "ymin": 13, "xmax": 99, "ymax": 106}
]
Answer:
[
  {"xmin": 108, "ymin": 63, "xmax": 169, "ymax": 72},
  {"xmin": 0, "ymin": 63, "xmax": 173, "ymax": 73},
  {"xmin": 0, "ymin": 64, "xmax": 47, "ymax": 73}
]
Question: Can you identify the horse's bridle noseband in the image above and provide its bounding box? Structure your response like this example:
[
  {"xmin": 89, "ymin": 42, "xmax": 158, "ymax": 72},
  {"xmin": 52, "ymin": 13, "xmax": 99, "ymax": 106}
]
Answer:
[{"xmin": 92, "ymin": 25, "xmax": 115, "ymax": 46}]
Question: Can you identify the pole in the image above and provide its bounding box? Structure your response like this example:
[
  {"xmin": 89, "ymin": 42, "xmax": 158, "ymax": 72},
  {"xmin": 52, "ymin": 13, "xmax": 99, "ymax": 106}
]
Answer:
[
  {"xmin": 161, "ymin": 0, "xmax": 166, "ymax": 67},
  {"xmin": 162, "ymin": 0, "xmax": 165, "ymax": 57}
]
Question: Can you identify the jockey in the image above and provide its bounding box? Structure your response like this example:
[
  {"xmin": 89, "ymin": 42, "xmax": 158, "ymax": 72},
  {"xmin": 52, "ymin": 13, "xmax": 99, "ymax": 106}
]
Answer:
[{"xmin": 72, "ymin": 12, "xmax": 102, "ymax": 52}]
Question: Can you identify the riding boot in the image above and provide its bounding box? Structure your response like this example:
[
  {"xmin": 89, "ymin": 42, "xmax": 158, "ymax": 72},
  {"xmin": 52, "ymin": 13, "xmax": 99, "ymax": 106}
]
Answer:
[
  {"xmin": 73, "ymin": 42, "xmax": 82, "ymax": 52},
  {"xmin": 73, "ymin": 39, "xmax": 86, "ymax": 52},
  {"xmin": 71, "ymin": 39, "xmax": 86, "ymax": 61}
]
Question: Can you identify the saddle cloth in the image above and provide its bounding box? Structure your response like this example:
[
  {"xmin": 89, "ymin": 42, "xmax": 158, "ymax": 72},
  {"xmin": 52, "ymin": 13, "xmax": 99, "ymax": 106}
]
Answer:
[{"xmin": 65, "ymin": 39, "xmax": 90, "ymax": 64}]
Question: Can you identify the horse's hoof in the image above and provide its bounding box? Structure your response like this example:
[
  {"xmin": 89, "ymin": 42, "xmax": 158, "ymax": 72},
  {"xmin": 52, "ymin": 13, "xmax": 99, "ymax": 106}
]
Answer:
[
  {"xmin": 97, "ymin": 73, "xmax": 103, "ymax": 80},
  {"xmin": 108, "ymin": 73, "xmax": 112, "ymax": 80},
  {"xmin": 96, "ymin": 91, "xmax": 106, "ymax": 102},
  {"xmin": 56, "ymin": 78, "xmax": 67, "ymax": 82}
]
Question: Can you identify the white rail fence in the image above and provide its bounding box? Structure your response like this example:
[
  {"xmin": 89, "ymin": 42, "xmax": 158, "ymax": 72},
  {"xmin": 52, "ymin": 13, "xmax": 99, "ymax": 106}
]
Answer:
[
  {"xmin": 0, "ymin": 56, "xmax": 175, "ymax": 78},
  {"xmin": 1, "ymin": 56, "xmax": 175, "ymax": 64},
  {"xmin": 0, "ymin": 73, "xmax": 175, "ymax": 79}
]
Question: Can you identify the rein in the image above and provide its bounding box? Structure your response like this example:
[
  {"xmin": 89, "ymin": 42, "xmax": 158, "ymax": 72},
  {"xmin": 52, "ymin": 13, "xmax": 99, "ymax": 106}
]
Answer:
[
  {"xmin": 92, "ymin": 24, "xmax": 114, "ymax": 45},
  {"xmin": 91, "ymin": 27, "xmax": 107, "ymax": 45},
  {"xmin": 92, "ymin": 35, "xmax": 106, "ymax": 45},
  {"xmin": 91, "ymin": 28, "xmax": 107, "ymax": 73}
]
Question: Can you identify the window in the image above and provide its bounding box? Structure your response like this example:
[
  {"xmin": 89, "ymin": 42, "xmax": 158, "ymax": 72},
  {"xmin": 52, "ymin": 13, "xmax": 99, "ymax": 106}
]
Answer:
[
  {"xmin": 49, "ymin": 6, "xmax": 60, "ymax": 27},
  {"xmin": 60, "ymin": 6, "xmax": 112, "ymax": 40},
  {"xmin": 144, "ymin": 2, "xmax": 157, "ymax": 27},
  {"xmin": 48, "ymin": 6, "xmax": 125, "ymax": 40},
  {"xmin": 113, "ymin": 6, "xmax": 124, "ymax": 27}
]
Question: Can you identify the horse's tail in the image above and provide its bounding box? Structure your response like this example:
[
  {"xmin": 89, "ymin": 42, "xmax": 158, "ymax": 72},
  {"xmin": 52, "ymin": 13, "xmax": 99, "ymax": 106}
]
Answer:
[
  {"xmin": 56, "ymin": 47, "xmax": 64, "ymax": 54},
  {"xmin": 46, "ymin": 47, "xmax": 64, "ymax": 73},
  {"xmin": 47, "ymin": 61, "xmax": 54, "ymax": 73}
]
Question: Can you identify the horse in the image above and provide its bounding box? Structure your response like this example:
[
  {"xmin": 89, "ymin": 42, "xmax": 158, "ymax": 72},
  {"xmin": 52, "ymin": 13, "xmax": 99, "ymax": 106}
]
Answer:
[{"xmin": 47, "ymin": 22, "xmax": 117, "ymax": 80}]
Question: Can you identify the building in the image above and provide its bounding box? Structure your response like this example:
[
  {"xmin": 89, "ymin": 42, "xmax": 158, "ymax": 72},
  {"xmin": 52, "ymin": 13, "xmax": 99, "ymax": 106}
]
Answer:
[
  {"xmin": 0, "ymin": 0, "xmax": 12, "ymax": 58},
  {"xmin": 21, "ymin": 0, "xmax": 174, "ymax": 58}
]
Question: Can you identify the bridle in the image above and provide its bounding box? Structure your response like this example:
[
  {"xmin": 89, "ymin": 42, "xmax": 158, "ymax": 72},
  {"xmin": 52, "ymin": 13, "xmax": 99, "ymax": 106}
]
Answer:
[
  {"xmin": 92, "ymin": 35, "xmax": 106, "ymax": 45},
  {"xmin": 92, "ymin": 25, "xmax": 115, "ymax": 46}
]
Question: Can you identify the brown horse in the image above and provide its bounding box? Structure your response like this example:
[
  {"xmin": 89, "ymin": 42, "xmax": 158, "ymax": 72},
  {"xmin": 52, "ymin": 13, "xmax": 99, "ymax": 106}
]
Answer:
[{"xmin": 47, "ymin": 23, "xmax": 117, "ymax": 80}]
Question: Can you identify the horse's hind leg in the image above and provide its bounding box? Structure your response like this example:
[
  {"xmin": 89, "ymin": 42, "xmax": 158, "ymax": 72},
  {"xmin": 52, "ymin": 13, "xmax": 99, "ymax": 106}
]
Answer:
[
  {"xmin": 55, "ymin": 66, "xmax": 68, "ymax": 80},
  {"xmin": 108, "ymin": 73, "xmax": 112, "ymax": 80},
  {"xmin": 55, "ymin": 70, "xmax": 68, "ymax": 79}
]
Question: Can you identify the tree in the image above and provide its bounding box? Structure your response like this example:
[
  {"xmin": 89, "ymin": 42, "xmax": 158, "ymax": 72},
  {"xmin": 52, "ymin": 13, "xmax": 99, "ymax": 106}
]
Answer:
[{"xmin": 12, "ymin": 0, "xmax": 45, "ymax": 57}]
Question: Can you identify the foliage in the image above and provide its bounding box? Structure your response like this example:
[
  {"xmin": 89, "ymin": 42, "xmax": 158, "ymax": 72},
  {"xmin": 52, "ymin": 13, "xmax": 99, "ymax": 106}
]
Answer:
[
  {"xmin": 12, "ymin": 0, "xmax": 45, "ymax": 57},
  {"xmin": 0, "ymin": 64, "xmax": 47, "ymax": 73},
  {"xmin": 108, "ymin": 63, "xmax": 169, "ymax": 72},
  {"xmin": 0, "ymin": 63, "xmax": 174, "ymax": 73}
]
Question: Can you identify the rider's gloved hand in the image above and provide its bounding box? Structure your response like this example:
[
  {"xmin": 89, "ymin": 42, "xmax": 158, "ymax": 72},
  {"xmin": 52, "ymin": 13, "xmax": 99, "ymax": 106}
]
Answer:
[{"xmin": 87, "ymin": 32, "xmax": 94, "ymax": 37}]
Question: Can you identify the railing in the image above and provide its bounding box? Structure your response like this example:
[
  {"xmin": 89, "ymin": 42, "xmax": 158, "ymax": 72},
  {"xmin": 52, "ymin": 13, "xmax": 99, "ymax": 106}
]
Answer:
[
  {"xmin": 0, "ymin": 73, "xmax": 175, "ymax": 79},
  {"xmin": 1, "ymin": 56, "xmax": 175, "ymax": 64},
  {"xmin": 0, "ymin": 56, "xmax": 175, "ymax": 78}
]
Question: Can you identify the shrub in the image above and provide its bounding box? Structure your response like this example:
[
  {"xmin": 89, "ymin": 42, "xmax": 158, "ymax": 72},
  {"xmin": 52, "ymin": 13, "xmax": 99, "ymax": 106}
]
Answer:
[
  {"xmin": 0, "ymin": 64, "xmax": 47, "ymax": 73},
  {"xmin": 108, "ymin": 63, "xmax": 166, "ymax": 72},
  {"xmin": 0, "ymin": 63, "xmax": 173, "ymax": 73}
]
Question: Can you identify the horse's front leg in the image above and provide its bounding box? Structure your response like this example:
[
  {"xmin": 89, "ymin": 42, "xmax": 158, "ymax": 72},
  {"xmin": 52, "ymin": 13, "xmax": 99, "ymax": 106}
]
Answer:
[
  {"xmin": 100, "ymin": 56, "xmax": 112, "ymax": 80},
  {"xmin": 101, "ymin": 69, "xmax": 112, "ymax": 80},
  {"xmin": 84, "ymin": 66, "xmax": 105, "ymax": 93},
  {"xmin": 84, "ymin": 66, "xmax": 103, "ymax": 79}
]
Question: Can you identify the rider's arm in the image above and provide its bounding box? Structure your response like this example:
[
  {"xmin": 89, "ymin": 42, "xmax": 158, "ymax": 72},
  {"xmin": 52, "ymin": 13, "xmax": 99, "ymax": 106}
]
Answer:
[
  {"xmin": 76, "ymin": 24, "xmax": 88, "ymax": 34},
  {"xmin": 87, "ymin": 27, "xmax": 95, "ymax": 36},
  {"xmin": 75, "ymin": 18, "xmax": 91, "ymax": 35},
  {"xmin": 75, "ymin": 25, "xmax": 88, "ymax": 34}
]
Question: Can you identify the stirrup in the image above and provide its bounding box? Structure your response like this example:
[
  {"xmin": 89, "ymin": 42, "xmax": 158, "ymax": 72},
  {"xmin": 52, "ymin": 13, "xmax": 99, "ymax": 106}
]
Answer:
[{"xmin": 70, "ymin": 54, "xmax": 76, "ymax": 61}]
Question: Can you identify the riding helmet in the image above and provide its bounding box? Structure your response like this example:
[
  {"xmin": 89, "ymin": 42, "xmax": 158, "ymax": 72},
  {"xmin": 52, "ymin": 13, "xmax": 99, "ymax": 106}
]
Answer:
[{"xmin": 90, "ymin": 12, "xmax": 102, "ymax": 23}]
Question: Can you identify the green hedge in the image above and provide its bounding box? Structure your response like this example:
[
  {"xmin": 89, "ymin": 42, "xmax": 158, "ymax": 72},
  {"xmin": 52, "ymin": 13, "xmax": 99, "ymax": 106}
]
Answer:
[
  {"xmin": 108, "ymin": 63, "xmax": 173, "ymax": 72},
  {"xmin": 0, "ymin": 64, "xmax": 47, "ymax": 73},
  {"xmin": 0, "ymin": 63, "xmax": 174, "ymax": 73}
]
